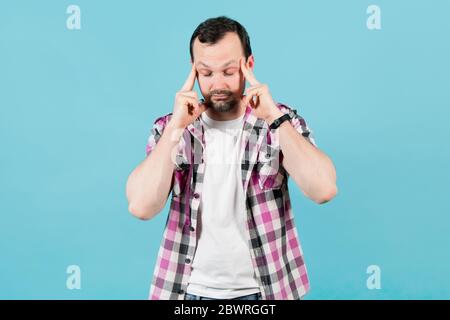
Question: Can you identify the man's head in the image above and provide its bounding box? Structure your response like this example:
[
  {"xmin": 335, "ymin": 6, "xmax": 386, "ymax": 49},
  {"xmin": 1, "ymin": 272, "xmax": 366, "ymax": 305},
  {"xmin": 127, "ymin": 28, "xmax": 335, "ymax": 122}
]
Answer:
[{"xmin": 190, "ymin": 16, "xmax": 254, "ymax": 113}]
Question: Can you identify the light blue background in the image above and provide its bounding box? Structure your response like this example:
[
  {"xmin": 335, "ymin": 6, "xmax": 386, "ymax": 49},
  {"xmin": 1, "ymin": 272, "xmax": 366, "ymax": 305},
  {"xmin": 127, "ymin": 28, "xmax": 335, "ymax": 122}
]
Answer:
[{"xmin": 1, "ymin": 0, "xmax": 449, "ymax": 299}]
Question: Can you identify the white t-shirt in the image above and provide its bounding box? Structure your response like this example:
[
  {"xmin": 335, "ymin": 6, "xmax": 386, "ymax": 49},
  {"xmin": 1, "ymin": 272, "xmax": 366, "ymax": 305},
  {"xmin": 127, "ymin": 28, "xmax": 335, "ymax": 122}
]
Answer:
[{"xmin": 186, "ymin": 111, "xmax": 261, "ymax": 299}]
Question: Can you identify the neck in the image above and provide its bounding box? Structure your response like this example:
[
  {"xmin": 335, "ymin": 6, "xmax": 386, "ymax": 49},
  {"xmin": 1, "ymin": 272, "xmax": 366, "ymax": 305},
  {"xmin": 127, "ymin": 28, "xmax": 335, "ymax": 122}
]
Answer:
[{"xmin": 205, "ymin": 100, "xmax": 247, "ymax": 121}]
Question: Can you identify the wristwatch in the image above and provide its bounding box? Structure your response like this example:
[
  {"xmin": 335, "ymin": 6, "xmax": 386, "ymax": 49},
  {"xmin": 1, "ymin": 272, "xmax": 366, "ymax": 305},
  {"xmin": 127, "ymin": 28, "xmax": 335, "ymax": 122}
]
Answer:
[{"xmin": 269, "ymin": 113, "xmax": 291, "ymax": 130}]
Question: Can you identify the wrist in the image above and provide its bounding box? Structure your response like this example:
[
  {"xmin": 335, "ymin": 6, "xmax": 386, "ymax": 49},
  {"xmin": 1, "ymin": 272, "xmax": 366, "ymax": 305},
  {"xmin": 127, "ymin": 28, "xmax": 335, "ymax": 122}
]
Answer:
[
  {"xmin": 166, "ymin": 120, "xmax": 186, "ymax": 142},
  {"xmin": 265, "ymin": 109, "xmax": 284, "ymax": 125},
  {"xmin": 167, "ymin": 119, "xmax": 186, "ymax": 131}
]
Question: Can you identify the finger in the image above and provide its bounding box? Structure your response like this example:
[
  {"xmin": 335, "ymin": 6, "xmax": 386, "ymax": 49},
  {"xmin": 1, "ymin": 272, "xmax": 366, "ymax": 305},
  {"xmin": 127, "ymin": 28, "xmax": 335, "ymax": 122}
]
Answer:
[
  {"xmin": 181, "ymin": 63, "xmax": 197, "ymax": 92},
  {"xmin": 177, "ymin": 91, "xmax": 197, "ymax": 99},
  {"xmin": 244, "ymin": 85, "xmax": 263, "ymax": 96},
  {"xmin": 182, "ymin": 96, "xmax": 198, "ymax": 107},
  {"xmin": 240, "ymin": 58, "xmax": 259, "ymax": 86},
  {"xmin": 242, "ymin": 95, "xmax": 260, "ymax": 109},
  {"xmin": 249, "ymin": 96, "xmax": 258, "ymax": 109},
  {"xmin": 196, "ymin": 100, "xmax": 208, "ymax": 114},
  {"xmin": 183, "ymin": 97, "xmax": 198, "ymax": 116},
  {"xmin": 242, "ymin": 86, "xmax": 262, "ymax": 106}
]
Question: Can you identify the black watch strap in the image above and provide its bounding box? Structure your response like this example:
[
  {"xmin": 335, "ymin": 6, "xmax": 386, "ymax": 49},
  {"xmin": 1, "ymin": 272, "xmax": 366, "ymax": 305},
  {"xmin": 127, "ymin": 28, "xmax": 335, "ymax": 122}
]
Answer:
[{"xmin": 269, "ymin": 113, "xmax": 291, "ymax": 130}]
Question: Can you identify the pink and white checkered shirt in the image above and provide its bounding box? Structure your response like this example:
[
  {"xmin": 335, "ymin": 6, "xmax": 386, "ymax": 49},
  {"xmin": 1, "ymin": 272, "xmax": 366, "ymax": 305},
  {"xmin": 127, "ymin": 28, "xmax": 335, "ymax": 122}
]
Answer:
[{"xmin": 145, "ymin": 102, "xmax": 317, "ymax": 300}]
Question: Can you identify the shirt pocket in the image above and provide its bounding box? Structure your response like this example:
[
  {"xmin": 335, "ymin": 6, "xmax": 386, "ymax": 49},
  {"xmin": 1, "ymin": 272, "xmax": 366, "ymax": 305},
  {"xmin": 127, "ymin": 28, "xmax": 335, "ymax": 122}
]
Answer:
[{"xmin": 256, "ymin": 145, "xmax": 285, "ymax": 191}]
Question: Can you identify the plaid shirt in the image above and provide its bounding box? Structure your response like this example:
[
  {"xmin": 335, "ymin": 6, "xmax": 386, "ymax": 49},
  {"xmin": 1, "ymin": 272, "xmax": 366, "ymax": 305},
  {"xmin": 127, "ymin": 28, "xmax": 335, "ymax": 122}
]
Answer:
[{"xmin": 145, "ymin": 102, "xmax": 317, "ymax": 300}]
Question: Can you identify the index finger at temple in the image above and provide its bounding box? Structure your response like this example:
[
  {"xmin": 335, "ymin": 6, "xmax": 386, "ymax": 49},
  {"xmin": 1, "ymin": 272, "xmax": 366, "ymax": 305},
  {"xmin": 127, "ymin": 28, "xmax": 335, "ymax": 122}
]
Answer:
[
  {"xmin": 240, "ymin": 58, "xmax": 259, "ymax": 86},
  {"xmin": 181, "ymin": 63, "xmax": 197, "ymax": 91}
]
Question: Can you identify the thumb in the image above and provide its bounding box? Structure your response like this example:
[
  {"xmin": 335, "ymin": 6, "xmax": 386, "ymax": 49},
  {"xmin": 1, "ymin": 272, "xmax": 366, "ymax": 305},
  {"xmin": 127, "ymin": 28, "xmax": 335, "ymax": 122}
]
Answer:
[
  {"xmin": 197, "ymin": 99, "xmax": 208, "ymax": 113},
  {"xmin": 241, "ymin": 94, "xmax": 251, "ymax": 107}
]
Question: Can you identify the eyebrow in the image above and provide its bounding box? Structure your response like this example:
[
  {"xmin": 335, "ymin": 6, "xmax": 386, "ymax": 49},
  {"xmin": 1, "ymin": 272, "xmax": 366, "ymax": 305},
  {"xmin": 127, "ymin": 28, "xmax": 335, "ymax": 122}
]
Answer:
[{"xmin": 197, "ymin": 60, "xmax": 238, "ymax": 69}]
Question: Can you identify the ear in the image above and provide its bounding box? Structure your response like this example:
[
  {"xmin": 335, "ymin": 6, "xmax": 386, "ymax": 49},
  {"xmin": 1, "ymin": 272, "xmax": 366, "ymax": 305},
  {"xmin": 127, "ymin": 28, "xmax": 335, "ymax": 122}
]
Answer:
[{"xmin": 246, "ymin": 55, "xmax": 255, "ymax": 71}]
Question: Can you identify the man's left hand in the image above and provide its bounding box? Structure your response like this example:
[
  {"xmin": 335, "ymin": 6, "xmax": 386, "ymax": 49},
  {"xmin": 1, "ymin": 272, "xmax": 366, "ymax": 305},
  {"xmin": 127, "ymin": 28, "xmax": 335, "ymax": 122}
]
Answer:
[{"xmin": 240, "ymin": 58, "xmax": 284, "ymax": 125}]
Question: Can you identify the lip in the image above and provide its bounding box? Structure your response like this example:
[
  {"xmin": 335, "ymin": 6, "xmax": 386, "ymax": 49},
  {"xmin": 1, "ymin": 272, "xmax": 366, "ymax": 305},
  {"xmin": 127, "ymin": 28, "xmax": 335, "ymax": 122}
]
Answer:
[{"xmin": 212, "ymin": 94, "xmax": 230, "ymax": 100}]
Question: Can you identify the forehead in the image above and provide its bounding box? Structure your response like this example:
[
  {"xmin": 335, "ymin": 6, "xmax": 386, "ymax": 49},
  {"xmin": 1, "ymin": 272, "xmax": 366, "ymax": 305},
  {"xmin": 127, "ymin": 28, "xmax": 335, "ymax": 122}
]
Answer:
[{"xmin": 192, "ymin": 32, "xmax": 243, "ymax": 68}]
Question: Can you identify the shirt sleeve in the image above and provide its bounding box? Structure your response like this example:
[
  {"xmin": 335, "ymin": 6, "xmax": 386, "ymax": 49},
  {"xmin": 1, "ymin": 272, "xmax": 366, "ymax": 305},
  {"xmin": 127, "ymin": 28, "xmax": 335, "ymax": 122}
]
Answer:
[
  {"xmin": 145, "ymin": 115, "xmax": 170, "ymax": 157},
  {"xmin": 145, "ymin": 114, "xmax": 190, "ymax": 174},
  {"xmin": 278, "ymin": 103, "xmax": 318, "ymax": 148}
]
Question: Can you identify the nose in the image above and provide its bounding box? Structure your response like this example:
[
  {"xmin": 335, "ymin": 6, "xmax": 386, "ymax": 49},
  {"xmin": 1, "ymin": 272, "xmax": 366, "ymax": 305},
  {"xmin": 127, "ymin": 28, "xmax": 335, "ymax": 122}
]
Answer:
[{"xmin": 210, "ymin": 74, "xmax": 228, "ymax": 91}]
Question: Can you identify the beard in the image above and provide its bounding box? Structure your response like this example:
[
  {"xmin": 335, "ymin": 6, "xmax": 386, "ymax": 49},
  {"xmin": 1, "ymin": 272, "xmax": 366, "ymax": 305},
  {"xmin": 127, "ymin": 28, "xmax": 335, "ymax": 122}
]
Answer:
[{"xmin": 203, "ymin": 89, "xmax": 240, "ymax": 113}]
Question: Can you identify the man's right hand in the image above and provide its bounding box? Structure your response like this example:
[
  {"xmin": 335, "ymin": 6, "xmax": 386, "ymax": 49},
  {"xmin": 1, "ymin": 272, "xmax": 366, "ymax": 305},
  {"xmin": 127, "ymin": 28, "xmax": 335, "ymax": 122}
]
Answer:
[{"xmin": 170, "ymin": 63, "xmax": 207, "ymax": 129}]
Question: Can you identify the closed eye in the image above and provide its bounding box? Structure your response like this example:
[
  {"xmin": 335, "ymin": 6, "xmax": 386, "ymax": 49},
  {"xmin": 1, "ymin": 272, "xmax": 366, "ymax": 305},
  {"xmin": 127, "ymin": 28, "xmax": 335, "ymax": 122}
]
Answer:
[
  {"xmin": 200, "ymin": 68, "xmax": 237, "ymax": 77},
  {"xmin": 224, "ymin": 67, "xmax": 238, "ymax": 76}
]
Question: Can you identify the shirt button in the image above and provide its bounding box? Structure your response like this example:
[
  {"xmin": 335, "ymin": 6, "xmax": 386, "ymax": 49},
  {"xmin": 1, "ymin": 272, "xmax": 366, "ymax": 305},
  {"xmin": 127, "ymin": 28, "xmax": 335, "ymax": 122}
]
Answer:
[
  {"xmin": 265, "ymin": 153, "xmax": 271, "ymax": 159},
  {"xmin": 189, "ymin": 226, "xmax": 195, "ymax": 232},
  {"xmin": 193, "ymin": 193, "xmax": 200, "ymax": 199},
  {"xmin": 185, "ymin": 258, "xmax": 191, "ymax": 264}
]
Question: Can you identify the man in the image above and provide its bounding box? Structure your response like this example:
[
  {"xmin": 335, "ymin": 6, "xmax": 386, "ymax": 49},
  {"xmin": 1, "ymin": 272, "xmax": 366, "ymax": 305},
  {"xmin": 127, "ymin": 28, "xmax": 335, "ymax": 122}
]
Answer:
[{"xmin": 126, "ymin": 16, "xmax": 337, "ymax": 300}]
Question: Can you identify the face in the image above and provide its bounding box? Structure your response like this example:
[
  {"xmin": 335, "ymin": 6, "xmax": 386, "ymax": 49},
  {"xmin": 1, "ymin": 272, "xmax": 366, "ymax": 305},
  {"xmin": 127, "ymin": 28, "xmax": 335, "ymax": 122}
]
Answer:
[{"xmin": 192, "ymin": 32, "xmax": 254, "ymax": 113}]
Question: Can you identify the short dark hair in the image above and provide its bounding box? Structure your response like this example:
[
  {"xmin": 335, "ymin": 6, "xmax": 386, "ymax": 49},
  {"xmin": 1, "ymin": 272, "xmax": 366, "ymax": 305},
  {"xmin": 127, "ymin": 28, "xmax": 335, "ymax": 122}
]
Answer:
[{"xmin": 189, "ymin": 16, "xmax": 252, "ymax": 62}]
